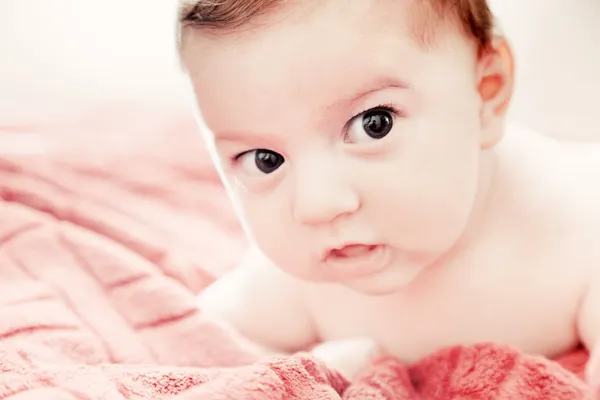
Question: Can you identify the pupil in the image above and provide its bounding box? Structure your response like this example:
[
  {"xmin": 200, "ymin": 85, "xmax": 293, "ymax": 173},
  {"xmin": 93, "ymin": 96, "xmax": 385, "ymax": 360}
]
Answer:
[
  {"xmin": 255, "ymin": 150, "xmax": 284, "ymax": 174},
  {"xmin": 363, "ymin": 110, "xmax": 393, "ymax": 139}
]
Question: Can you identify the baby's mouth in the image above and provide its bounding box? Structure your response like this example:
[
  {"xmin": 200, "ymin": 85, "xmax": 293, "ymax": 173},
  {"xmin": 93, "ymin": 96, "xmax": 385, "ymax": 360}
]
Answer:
[
  {"xmin": 324, "ymin": 244, "xmax": 390, "ymax": 277},
  {"xmin": 329, "ymin": 244, "xmax": 378, "ymax": 259}
]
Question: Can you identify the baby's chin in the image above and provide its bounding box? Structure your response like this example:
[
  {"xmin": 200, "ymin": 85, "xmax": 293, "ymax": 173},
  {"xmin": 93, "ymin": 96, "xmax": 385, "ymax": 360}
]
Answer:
[{"xmin": 340, "ymin": 263, "xmax": 426, "ymax": 296}]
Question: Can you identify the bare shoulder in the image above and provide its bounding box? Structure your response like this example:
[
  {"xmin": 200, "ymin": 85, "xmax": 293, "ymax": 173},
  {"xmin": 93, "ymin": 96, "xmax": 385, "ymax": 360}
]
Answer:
[
  {"xmin": 559, "ymin": 138, "xmax": 600, "ymax": 273},
  {"xmin": 542, "ymin": 131, "xmax": 600, "ymax": 233},
  {"xmin": 499, "ymin": 126, "xmax": 600, "ymax": 271},
  {"xmin": 198, "ymin": 246, "xmax": 317, "ymax": 352},
  {"xmin": 500, "ymin": 125, "xmax": 600, "ymax": 212}
]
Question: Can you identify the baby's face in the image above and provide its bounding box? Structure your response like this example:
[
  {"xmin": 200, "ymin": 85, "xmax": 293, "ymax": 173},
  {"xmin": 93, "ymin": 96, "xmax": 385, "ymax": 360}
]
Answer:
[{"xmin": 184, "ymin": 0, "xmax": 496, "ymax": 295}]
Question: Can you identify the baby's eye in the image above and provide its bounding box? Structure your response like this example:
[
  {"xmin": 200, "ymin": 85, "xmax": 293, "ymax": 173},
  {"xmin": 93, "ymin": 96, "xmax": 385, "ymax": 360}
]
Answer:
[
  {"xmin": 236, "ymin": 149, "xmax": 285, "ymax": 175},
  {"xmin": 345, "ymin": 107, "xmax": 396, "ymax": 144}
]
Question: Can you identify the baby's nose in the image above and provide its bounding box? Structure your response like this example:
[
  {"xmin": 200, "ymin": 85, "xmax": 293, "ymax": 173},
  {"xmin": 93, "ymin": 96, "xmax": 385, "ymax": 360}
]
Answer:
[{"xmin": 292, "ymin": 169, "xmax": 360, "ymax": 226}]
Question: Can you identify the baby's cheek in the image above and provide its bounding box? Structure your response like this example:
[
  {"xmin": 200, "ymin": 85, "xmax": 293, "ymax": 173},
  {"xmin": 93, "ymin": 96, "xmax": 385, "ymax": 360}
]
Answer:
[
  {"xmin": 379, "ymin": 188, "xmax": 472, "ymax": 254},
  {"xmin": 243, "ymin": 210, "xmax": 313, "ymax": 275}
]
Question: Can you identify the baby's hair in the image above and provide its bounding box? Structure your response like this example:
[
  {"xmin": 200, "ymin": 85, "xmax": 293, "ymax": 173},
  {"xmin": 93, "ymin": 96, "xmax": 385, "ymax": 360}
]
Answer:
[{"xmin": 179, "ymin": 0, "xmax": 494, "ymax": 53}]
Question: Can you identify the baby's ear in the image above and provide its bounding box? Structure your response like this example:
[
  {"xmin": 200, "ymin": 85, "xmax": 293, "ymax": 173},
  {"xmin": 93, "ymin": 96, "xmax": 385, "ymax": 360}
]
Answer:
[{"xmin": 476, "ymin": 36, "xmax": 515, "ymax": 149}]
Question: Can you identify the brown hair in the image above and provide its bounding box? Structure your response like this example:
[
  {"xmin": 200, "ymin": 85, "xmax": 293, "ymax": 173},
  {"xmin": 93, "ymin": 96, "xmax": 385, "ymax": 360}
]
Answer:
[{"xmin": 180, "ymin": 0, "xmax": 493, "ymax": 52}]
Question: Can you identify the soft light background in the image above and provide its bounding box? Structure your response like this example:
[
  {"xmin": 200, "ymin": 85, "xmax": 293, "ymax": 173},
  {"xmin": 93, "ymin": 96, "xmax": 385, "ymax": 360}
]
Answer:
[
  {"xmin": 489, "ymin": 0, "xmax": 600, "ymax": 140},
  {"xmin": 0, "ymin": 0, "xmax": 195, "ymax": 153},
  {"xmin": 0, "ymin": 0, "xmax": 599, "ymax": 154}
]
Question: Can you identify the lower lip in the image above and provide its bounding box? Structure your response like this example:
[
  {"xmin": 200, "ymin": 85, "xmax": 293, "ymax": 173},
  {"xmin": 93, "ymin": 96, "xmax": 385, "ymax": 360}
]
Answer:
[{"xmin": 324, "ymin": 245, "xmax": 391, "ymax": 277}]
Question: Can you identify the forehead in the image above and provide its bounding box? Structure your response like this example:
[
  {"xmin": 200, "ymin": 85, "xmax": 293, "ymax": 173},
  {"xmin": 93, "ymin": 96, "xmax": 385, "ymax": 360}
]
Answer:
[{"xmin": 182, "ymin": 0, "xmax": 473, "ymax": 135}]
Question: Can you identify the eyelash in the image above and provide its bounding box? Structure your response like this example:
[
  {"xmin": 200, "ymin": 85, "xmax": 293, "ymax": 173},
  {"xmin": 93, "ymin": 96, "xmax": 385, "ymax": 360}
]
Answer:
[
  {"xmin": 230, "ymin": 103, "xmax": 404, "ymax": 162},
  {"xmin": 348, "ymin": 103, "xmax": 403, "ymax": 127},
  {"xmin": 231, "ymin": 151, "xmax": 250, "ymax": 163}
]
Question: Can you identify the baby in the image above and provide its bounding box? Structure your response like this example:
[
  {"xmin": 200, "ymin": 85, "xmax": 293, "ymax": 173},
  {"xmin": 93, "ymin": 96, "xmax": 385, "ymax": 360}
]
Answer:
[{"xmin": 178, "ymin": 0, "xmax": 600, "ymax": 388}]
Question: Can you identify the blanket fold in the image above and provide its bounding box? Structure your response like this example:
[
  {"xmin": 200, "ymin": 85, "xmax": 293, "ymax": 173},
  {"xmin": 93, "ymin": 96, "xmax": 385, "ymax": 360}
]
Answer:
[{"xmin": 0, "ymin": 148, "xmax": 594, "ymax": 399}]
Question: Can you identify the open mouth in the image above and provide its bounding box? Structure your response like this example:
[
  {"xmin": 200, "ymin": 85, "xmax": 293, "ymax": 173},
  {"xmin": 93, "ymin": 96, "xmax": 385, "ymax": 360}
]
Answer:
[
  {"xmin": 324, "ymin": 244, "xmax": 390, "ymax": 276},
  {"xmin": 329, "ymin": 244, "xmax": 379, "ymax": 259}
]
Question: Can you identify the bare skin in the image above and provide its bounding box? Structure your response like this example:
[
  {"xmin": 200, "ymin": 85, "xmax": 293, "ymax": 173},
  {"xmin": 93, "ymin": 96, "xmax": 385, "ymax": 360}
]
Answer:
[
  {"xmin": 181, "ymin": 0, "xmax": 600, "ymax": 385},
  {"xmin": 304, "ymin": 126, "xmax": 600, "ymax": 364},
  {"xmin": 200, "ymin": 126, "xmax": 600, "ymax": 379}
]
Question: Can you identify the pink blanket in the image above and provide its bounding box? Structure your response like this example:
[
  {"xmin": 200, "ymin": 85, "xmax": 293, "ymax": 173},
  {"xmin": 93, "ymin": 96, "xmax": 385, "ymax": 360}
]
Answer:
[{"xmin": 0, "ymin": 135, "xmax": 593, "ymax": 399}]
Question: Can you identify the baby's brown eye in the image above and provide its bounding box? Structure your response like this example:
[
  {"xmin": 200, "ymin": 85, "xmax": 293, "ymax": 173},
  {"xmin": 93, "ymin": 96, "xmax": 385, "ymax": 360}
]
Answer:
[
  {"xmin": 254, "ymin": 149, "xmax": 284, "ymax": 174},
  {"xmin": 345, "ymin": 107, "xmax": 396, "ymax": 144},
  {"xmin": 237, "ymin": 149, "xmax": 285, "ymax": 176},
  {"xmin": 362, "ymin": 109, "xmax": 393, "ymax": 139}
]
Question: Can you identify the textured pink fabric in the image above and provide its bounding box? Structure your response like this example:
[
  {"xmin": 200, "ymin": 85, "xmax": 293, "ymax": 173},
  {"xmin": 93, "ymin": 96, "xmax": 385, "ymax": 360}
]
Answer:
[{"xmin": 0, "ymin": 140, "xmax": 594, "ymax": 399}]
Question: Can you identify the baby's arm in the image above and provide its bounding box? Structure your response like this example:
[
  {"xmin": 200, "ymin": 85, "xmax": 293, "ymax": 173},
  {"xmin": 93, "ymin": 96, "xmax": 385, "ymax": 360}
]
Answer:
[
  {"xmin": 577, "ymin": 271, "xmax": 600, "ymax": 390},
  {"xmin": 198, "ymin": 246, "xmax": 317, "ymax": 355},
  {"xmin": 199, "ymin": 246, "xmax": 380, "ymax": 378}
]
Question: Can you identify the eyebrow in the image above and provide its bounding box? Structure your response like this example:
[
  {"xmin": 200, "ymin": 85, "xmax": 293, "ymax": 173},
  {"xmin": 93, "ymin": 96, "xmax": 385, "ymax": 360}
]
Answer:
[
  {"xmin": 214, "ymin": 130, "xmax": 271, "ymax": 144},
  {"xmin": 328, "ymin": 76, "xmax": 409, "ymax": 111}
]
